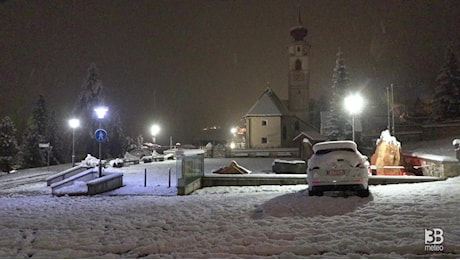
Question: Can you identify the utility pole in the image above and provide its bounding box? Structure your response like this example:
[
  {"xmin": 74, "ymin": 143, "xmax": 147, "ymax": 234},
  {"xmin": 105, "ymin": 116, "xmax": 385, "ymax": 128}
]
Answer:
[
  {"xmin": 387, "ymin": 86, "xmax": 390, "ymax": 132},
  {"xmin": 391, "ymin": 84, "xmax": 395, "ymax": 135},
  {"xmin": 387, "ymin": 84, "xmax": 395, "ymax": 135}
]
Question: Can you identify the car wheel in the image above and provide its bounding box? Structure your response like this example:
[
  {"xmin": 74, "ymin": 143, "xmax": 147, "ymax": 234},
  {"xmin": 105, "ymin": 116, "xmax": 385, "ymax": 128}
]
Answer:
[{"xmin": 357, "ymin": 188, "xmax": 370, "ymax": 197}]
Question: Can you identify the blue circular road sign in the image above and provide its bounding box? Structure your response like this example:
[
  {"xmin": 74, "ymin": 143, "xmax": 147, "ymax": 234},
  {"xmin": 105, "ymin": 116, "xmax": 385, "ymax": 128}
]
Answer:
[{"xmin": 95, "ymin": 129, "xmax": 108, "ymax": 142}]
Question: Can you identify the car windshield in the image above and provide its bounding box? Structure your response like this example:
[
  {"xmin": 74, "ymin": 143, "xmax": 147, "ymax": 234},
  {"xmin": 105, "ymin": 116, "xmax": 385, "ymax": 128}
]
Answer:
[{"xmin": 315, "ymin": 148, "xmax": 355, "ymax": 155}]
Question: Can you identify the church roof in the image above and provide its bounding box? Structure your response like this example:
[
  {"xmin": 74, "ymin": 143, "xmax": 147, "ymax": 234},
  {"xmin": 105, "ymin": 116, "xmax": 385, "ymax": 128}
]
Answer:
[{"xmin": 245, "ymin": 88, "xmax": 289, "ymax": 117}]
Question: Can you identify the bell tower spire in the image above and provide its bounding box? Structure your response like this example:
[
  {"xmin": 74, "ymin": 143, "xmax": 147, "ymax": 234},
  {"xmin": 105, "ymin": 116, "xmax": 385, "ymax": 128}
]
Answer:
[{"xmin": 288, "ymin": 7, "xmax": 311, "ymax": 122}]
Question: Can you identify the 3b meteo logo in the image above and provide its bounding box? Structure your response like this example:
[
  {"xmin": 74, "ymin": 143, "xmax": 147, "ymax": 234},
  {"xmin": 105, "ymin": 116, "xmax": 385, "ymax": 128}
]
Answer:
[{"xmin": 424, "ymin": 228, "xmax": 444, "ymax": 252}]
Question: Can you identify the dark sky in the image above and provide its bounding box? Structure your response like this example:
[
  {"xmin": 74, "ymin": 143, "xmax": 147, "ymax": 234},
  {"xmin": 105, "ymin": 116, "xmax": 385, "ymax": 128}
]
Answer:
[{"xmin": 1, "ymin": 0, "xmax": 459, "ymax": 144}]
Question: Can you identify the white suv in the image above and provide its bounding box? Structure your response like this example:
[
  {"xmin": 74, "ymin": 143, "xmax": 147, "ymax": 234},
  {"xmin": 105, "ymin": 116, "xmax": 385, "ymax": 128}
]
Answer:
[{"xmin": 307, "ymin": 140, "xmax": 370, "ymax": 197}]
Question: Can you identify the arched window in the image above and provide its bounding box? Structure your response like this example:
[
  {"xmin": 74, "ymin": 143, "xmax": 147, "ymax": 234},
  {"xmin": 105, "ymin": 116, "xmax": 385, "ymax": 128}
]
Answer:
[{"xmin": 295, "ymin": 59, "xmax": 302, "ymax": 71}]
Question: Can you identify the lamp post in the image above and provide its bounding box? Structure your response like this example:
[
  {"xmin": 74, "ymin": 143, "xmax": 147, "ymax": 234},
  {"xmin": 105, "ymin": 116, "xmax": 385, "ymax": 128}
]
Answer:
[
  {"xmin": 68, "ymin": 118, "xmax": 80, "ymax": 167},
  {"xmin": 150, "ymin": 124, "xmax": 160, "ymax": 144},
  {"xmin": 94, "ymin": 106, "xmax": 108, "ymax": 177},
  {"xmin": 344, "ymin": 93, "xmax": 364, "ymax": 142}
]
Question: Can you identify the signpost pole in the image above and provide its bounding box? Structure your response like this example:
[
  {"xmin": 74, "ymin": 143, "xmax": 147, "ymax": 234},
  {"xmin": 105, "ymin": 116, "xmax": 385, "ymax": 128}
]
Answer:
[{"xmin": 94, "ymin": 129, "xmax": 108, "ymax": 178}]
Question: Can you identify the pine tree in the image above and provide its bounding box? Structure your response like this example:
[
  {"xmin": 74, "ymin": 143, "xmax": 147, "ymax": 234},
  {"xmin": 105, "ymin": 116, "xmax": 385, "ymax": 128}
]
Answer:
[
  {"xmin": 73, "ymin": 63, "xmax": 105, "ymax": 116},
  {"xmin": 106, "ymin": 111, "xmax": 127, "ymax": 158},
  {"xmin": 0, "ymin": 116, "xmax": 19, "ymax": 173},
  {"xmin": 18, "ymin": 95, "xmax": 50, "ymax": 168},
  {"xmin": 18, "ymin": 128, "xmax": 45, "ymax": 168},
  {"xmin": 47, "ymin": 111, "xmax": 66, "ymax": 164},
  {"xmin": 32, "ymin": 95, "xmax": 49, "ymax": 141},
  {"xmin": 323, "ymin": 48, "xmax": 352, "ymax": 140},
  {"xmin": 431, "ymin": 44, "xmax": 460, "ymax": 121},
  {"xmin": 72, "ymin": 63, "xmax": 105, "ymax": 158}
]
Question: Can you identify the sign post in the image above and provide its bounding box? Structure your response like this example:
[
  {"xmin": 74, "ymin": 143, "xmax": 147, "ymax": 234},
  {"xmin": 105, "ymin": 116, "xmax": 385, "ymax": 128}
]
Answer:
[
  {"xmin": 38, "ymin": 143, "xmax": 53, "ymax": 171},
  {"xmin": 94, "ymin": 129, "xmax": 108, "ymax": 177}
]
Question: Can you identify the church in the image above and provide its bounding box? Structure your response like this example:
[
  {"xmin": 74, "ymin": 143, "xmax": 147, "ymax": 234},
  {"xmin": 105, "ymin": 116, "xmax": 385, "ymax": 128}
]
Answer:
[{"xmin": 243, "ymin": 13, "xmax": 325, "ymax": 149}]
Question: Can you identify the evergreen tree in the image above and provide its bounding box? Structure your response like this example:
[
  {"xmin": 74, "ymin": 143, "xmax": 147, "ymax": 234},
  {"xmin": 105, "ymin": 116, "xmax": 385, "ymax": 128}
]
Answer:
[
  {"xmin": 106, "ymin": 111, "xmax": 128, "ymax": 158},
  {"xmin": 72, "ymin": 63, "xmax": 105, "ymax": 158},
  {"xmin": 323, "ymin": 48, "xmax": 352, "ymax": 140},
  {"xmin": 32, "ymin": 95, "xmax": 49, "ymax": 141},
  {"xmin": 0, "ymin": 116, "xmax": 19, "ymax": 173},
  {"xmin": 125, "ymin": 136, "xmax": 138, "ymax": 152},
  {"xmin": 18, "ymin": 95, "xmax": 50, "ymax": 168},
  {"xmin": 431, "ymin": 44, "xmax": 460, "ymax": 121},
  {"xmin": 18, "ymin": 128, "xmax": 45, "ymax": 168},
  {"xmin": 47, "ymin": 111, "xmax": 66, "ymax": 164}
]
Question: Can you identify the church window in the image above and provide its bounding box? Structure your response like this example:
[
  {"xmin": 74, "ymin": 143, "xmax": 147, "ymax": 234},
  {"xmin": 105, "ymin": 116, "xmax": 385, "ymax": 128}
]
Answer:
[
  {"xmin": 261, "ymin": 137, "xmax": 268, "ymax": 144},
  {"xmin": 261, "ymin": 120, "xmax": 268, "ymax": 126},
  {"xmin": 295, "ymin": 59, "xmax": 302, "ymax": 70}
]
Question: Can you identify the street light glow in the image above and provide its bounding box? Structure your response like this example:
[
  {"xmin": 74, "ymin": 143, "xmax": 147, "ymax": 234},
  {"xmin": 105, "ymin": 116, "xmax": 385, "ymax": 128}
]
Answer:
[
  {"xmin": 150, "ymin": 124, "xmax": 160, "ymax": 136},
  {"xmin": 150, "ymin": 124, "xmax": 160, "ymax": 144},
  {"xmin": 68, "ymin": 118, "xmax": 80, "ymax": 167},
  {"xmin": 68, "ymin": 118, "xmax": 80, "ymax": 129},
  {"xmin": 94, "ymin": 106, "xmax": 108, "ymax": 119},
  {"xmin": 344, "ymin": 93, "xmax": 364, "ymax": 115},
  {"xmin": 344, "ymin": 93, "xmax": 364, "ymax": 142}
]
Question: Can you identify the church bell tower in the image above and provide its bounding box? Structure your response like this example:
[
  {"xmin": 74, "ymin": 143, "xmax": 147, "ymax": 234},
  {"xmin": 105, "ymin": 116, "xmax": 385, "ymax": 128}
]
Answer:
[{"xmin": 288, "ymin": 10, "xmax": 311, "ymax": 122}]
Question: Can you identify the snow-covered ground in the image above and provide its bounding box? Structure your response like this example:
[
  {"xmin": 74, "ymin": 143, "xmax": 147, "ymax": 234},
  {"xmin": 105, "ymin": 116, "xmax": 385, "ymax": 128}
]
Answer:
[{"xmin": 1, "ymin": 141, "xmax": 460, "ymax": 258}]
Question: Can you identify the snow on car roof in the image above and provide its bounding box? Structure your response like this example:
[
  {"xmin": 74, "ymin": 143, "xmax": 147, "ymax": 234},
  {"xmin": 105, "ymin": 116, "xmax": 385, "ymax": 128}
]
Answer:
[{"xmin": 312, "ymin": 140, "xmax": 357, "ymax": 153}]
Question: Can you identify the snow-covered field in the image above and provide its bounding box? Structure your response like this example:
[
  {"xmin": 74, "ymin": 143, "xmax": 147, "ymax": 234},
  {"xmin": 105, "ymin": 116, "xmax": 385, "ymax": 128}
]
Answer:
[{"xmin": 0, "ymin": 157, "xmax": 459, "ymax": 258}]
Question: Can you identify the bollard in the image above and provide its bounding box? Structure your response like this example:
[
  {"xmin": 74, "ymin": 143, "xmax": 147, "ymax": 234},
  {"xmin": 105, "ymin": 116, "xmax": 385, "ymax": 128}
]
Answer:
[
  {"xmin": 144, "ymin": 168, "xmax": 147, "ymax": 187},
  {"xmin": 168, "ymin": 168, "xmax": 171, "ymax": 188}
]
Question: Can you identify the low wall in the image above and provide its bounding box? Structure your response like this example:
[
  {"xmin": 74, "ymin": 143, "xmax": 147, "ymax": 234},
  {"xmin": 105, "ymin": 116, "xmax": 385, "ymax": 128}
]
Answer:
[
  {"xmin": 272, "ymin": 159, "xmax": 306, "ymax": 174},
  {"xmin": 229, "ymin": 148, "xmax": 299, "ymax": 158},
  {"xmin": 87, "ymin": 172, "xmax": 124, "ymax": 195},
  {"xmin": 403, "ymin": 152, "xmax": 460, "ymax": 178},
  {"xmin": 177, "ymin": 177, "xmax": 202, "ymax": 195},
  {"xmin": 46, "ymin": 165, "xmax": 91, "ymax": 186},
  {"xmin": 51, "ymin": 169, "xmax": 123, "ymax": 196}
]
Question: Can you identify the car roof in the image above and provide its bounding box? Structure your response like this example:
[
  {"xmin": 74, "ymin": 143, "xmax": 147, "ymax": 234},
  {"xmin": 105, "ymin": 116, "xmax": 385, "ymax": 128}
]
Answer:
[{"xmin": 312, "ymin": 140, "xmax": 357, "ymax": 153}]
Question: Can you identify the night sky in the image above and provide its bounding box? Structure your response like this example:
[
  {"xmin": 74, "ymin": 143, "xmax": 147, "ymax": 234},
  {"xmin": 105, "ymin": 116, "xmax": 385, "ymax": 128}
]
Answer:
[{"xmin": 1, "ymin": 0, "xmax": 459, "ymax": 144}]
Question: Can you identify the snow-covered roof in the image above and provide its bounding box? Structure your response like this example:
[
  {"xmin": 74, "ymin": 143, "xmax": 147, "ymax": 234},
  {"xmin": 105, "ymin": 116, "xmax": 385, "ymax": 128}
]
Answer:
[
  {"xmin": 245, "ymin": 88, "xmax": 289, "ymax": 117},
  {"xmin": 293, "ymin": 130, "xmax": 327, "ymax": 142}
]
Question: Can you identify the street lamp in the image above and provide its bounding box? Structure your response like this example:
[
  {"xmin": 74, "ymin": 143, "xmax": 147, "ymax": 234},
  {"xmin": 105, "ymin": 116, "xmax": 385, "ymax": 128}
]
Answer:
[
  {"xmin": 68, "ymin": 118, "xmax": 80, "ymax": 167},
  {"xmin": 344, "ymin": 93, "xmax": 364, "ymax": 142},
  {"xmin": 150, "ymin": 124, "xmax": 160, "ymax": 144},
  {"xmin": 94, "ymin": 106, "xmax": 108, "ymax": 120},
  {"xmin": 94, "ymin": 106, "xmax": 108, "ymax": 177}
]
